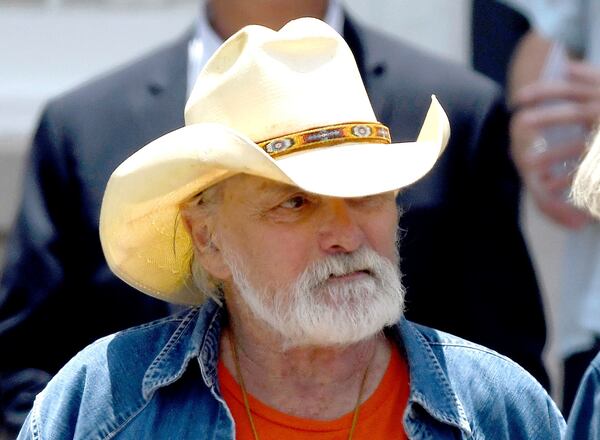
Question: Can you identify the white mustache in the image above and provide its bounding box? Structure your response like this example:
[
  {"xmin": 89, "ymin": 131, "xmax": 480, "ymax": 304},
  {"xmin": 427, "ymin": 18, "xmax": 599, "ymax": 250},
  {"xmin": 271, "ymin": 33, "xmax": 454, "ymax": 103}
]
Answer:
[{"xmin": 299, "ymin": 247, "xmax": 388, "ymax": 288}]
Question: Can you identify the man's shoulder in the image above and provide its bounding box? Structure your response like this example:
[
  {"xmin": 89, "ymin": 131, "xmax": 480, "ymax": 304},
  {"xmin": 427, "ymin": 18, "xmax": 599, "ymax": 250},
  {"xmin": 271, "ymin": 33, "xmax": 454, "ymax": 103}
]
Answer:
[
  {"xmin": 79, "ymin": 308, "xmax": 193, "ymax": 356},
  {"xmin": 44, "ymin": 33, "xmax": 187, "ymax": 118},
  {"xmin": 354, "ymin": 20, "xmax": 500, "ymax": 102},
  {"xmin": 351, "ymin": 18, "xmax": 505, "ymax": 145},
  {"xmin": 62, "ymin": 307, "xmax": 199, "ymax": 378},
  {"xmin": 404, "ymin": 321, "xmax": 564, "ymax": 435},
  {"xmin": 25, "ymin": 308, "xmax": 203, "ymax": 438},
  {"xmin": 44, "ymin": 310, "xmax": 193, "ymax": 394},
  {"xmin": 411, "ymin": 321, "xmax": 542, "ymax": 384}
]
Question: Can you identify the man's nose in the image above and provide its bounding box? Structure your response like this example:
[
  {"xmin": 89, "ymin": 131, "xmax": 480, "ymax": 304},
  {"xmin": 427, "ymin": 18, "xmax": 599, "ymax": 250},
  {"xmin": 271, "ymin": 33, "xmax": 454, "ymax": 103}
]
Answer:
[{"xmin": 318, "ymin": 198, "xmax": 365, "ymax": 254}]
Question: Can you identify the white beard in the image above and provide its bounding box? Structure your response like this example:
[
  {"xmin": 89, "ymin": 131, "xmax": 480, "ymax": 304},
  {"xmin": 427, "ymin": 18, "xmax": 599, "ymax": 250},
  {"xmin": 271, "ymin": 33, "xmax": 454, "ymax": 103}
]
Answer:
[{"xmin": 222, "ymin": 245, "xmax": 405, "ymax": 348}]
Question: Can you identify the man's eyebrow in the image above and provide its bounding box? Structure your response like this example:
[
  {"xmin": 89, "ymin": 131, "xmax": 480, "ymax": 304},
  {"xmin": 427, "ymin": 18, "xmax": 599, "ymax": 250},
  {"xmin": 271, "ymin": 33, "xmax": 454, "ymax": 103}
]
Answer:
[{"xmin": 257, "ymin": 182, "xmax": 303, "ymax": 198}]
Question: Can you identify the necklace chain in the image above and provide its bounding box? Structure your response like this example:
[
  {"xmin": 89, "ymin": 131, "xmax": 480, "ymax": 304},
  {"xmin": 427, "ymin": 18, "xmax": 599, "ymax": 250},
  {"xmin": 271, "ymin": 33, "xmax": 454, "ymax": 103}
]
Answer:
[{"xmin": 227, "ymin": 331, "xmax": 370, "ymax": 440}]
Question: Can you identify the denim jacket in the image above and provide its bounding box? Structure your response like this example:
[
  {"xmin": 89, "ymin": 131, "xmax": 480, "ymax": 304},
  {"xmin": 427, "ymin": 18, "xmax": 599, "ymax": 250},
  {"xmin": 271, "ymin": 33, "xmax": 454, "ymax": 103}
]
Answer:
[
  {"xmin": 565, "ymin": 351, "xmax": 600, "ymax": 439},
  {"xmin": 18, "ymin": 301, "xmax": 565, "ymax": 439}
]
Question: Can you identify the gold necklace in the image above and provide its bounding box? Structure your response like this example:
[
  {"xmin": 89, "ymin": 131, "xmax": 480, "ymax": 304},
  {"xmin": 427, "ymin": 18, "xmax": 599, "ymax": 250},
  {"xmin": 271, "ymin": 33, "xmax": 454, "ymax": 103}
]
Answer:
[{"xmin": 228, "ymin": 332, "xmax": 370, "ymax": 440}]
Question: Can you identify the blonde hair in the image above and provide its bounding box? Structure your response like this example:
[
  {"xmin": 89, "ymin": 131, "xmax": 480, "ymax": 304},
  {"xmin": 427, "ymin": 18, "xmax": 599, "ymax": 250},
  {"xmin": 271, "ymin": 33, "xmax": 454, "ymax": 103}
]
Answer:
[{"xmin": 572, "ymin": 128, "xmax": 600, "ymax": 218}]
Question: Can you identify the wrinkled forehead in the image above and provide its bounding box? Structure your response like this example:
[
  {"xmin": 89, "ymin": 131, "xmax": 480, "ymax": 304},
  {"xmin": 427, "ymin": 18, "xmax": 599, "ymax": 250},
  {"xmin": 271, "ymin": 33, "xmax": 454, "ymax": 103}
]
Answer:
[
  {"xmin": 220, "ymin": 173, "xmax": 401, "ymax": 204},
  {"xmin": 222, "ymin": 174, "xmax": 302, "ymax": 200}
]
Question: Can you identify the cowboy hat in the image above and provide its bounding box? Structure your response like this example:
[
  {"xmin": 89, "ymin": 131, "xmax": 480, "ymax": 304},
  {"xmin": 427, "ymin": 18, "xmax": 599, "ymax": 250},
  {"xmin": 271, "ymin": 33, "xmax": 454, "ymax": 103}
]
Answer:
[{"xmin": 99, "ymin": 17, "xmax": 450, "ymax": 304}]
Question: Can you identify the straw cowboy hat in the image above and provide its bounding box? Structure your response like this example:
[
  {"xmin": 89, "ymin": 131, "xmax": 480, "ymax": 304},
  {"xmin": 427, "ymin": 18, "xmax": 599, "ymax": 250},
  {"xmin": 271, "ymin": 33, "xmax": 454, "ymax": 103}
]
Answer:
[{"xmin": 99, "ymin": 17, "xmax": 450, "ymax": 304}]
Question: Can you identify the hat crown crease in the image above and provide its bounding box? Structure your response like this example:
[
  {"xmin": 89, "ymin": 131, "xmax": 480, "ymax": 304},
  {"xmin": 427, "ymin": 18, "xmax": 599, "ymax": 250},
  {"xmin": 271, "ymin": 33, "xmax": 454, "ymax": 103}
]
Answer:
[{"xmin": 185, "ymin": 18, "xmax": 377, "ymax": 142}]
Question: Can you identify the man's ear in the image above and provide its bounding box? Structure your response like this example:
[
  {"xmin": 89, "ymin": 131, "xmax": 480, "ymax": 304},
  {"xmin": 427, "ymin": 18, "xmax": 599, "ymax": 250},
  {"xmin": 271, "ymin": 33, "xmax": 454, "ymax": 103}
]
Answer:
[{"xmin": 181, "ymin": 208, "xmax": 231, "ymax": 281}]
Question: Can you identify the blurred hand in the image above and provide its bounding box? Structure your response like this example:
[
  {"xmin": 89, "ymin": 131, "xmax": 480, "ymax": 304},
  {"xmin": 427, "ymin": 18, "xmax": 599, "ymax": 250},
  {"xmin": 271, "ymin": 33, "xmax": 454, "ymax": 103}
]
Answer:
[{"xmin": 510, "ymin": 60, "xmax": 600, "ymax": 229}]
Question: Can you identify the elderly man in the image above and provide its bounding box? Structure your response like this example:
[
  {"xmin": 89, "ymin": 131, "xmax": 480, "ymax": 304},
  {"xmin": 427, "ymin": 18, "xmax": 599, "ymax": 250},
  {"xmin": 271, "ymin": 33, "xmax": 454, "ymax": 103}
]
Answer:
[
  {"xmin": 1, "ymin": 1, "xmax": 550, "ymax": 432},
  {"xmin": 18, "ymin": 19, "xmax": 563, "ymax": 439}
]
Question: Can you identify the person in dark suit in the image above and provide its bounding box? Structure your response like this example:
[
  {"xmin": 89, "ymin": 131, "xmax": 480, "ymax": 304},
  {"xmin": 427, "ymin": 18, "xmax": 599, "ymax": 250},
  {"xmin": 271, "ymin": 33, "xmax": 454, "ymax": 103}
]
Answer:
[
  {"xmin": 471, "ymin": 0, "xmax": 530, "ymax": 89},
  {"xmin": 0, "ymin": 0, "xmax": 549, "ymax": 434}
]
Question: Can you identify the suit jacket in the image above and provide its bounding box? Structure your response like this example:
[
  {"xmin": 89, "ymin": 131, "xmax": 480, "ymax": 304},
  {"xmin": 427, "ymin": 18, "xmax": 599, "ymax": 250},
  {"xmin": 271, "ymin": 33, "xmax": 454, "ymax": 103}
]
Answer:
[
  {"xmin": 0, "ymin": 16, "xmax": 548, "ymax": 432},
  {"xmin": 471, "ymin": 0, "xmax": 530, "ymax": 88}
]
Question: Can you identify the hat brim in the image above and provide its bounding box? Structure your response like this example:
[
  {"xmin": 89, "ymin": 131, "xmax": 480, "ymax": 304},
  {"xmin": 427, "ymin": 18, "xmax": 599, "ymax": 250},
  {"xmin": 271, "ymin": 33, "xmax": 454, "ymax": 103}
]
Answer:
[{"xmin": 100, "ymin": 96, "xmax": 449, "ymax": 304}]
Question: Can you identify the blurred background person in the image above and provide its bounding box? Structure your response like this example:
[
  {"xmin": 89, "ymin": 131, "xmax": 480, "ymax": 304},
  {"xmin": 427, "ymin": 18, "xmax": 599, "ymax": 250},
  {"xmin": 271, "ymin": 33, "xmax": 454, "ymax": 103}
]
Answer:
[
  {"xmin": 471, "ymin": 0, "xmax": 530, "ymax": 90},
  {"xmin": 499, "ymin": 0, "xmax": 600, "ymax": 415},
  {"xmin": 0, "ymin": 0, "xmax": 550, "ymax": 436}
]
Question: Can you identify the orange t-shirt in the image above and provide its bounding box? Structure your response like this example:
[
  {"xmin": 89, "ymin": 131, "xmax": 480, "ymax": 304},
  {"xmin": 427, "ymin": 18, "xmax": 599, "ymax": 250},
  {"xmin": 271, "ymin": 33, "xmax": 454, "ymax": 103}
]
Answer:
[{"xmin": 218, "ymin": 346, "xmax": 409, "ymax": 439}]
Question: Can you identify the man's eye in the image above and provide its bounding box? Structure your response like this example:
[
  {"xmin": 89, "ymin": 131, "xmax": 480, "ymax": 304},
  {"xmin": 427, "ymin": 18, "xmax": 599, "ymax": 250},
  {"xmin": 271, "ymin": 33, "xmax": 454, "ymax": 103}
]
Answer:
[{"xmin": 279, "ymin": 195, "xmax": 308, "ymax": 209}]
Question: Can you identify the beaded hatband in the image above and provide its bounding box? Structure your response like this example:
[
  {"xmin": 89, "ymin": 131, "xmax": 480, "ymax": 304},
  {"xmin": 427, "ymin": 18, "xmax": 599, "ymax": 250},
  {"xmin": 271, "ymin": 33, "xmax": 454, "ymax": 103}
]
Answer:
[{"xmin": 258, "ymin": 122, "xmax": 391, "ymax": 158}]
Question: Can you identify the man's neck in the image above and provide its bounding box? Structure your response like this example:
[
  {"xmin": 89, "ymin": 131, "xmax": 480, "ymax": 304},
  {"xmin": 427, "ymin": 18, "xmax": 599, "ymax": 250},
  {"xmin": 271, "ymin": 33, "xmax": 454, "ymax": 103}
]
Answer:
[
  {"xmin": 220, "ymin": 295, "xmax": 392, "ymax": 420},
  {"xmin": 208, "ymin": 0, "xmax": 329, "ymax": 39}
]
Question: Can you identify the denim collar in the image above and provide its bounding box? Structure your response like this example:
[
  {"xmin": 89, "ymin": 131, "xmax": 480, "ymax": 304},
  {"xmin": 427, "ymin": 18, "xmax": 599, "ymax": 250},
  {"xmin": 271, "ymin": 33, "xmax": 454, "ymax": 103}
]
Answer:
[
  {"xmin": 394, "ymin": 319, "xmax": 472, "ymax": 436},
  {"xmin": 140, "ymin": 301, "xmax": 223, "ymax": 400},
  {"xmin": 139, "ymin": 302, "xmax": 471, "ymax": 436}
]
